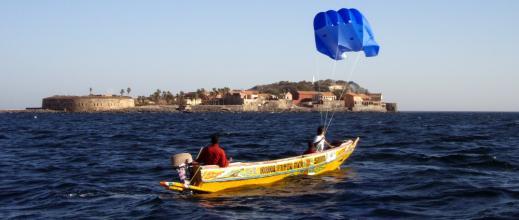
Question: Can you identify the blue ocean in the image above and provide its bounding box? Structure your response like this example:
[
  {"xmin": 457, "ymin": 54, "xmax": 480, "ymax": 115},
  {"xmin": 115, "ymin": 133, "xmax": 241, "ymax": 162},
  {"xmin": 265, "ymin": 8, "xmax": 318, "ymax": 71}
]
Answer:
[{"xmin": 1, "ymin": 112, "xmax": 518, "ymax": 219}]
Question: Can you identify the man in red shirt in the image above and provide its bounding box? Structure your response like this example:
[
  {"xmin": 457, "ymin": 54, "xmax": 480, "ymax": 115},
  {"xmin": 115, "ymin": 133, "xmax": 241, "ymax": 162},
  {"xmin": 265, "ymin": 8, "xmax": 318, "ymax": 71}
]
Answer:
[{"xmin": 195, "ymin": 134, "xmax": 229, "ymax": 167}]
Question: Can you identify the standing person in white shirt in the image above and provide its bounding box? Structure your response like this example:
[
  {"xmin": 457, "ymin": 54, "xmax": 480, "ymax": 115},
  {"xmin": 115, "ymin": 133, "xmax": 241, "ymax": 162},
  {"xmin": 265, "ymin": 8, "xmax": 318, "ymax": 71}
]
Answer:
[{"xmin": 313, "ymin": 126, "xmax": 331, "ymax": 152}]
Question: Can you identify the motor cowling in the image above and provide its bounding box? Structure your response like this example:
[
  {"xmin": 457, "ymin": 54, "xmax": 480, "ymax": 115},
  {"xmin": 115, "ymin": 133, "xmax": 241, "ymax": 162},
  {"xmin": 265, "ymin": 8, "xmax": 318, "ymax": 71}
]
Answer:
[{"xmin": 171, "ymin": 153, "xmax": 193, "ymax": 168}]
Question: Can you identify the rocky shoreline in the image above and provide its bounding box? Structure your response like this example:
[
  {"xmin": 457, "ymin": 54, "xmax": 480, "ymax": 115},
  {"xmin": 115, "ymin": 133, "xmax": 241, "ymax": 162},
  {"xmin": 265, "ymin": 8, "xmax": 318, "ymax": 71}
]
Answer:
[{"xmin": 0, "ymin": 105, "xmax": 373, "ymax": 113}]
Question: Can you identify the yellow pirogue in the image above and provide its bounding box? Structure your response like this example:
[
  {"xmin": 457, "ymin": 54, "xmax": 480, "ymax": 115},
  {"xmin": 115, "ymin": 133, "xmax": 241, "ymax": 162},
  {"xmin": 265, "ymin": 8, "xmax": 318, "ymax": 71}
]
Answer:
[{"xmin": 160, "ymin": 137, "xmax": 359, "ymax": 193}]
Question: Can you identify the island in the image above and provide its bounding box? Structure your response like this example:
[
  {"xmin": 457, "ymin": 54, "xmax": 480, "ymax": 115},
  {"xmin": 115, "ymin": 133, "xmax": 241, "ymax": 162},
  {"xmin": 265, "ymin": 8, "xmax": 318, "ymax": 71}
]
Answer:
[{"xmin": 33, "ymin": 79, "xmax": 397, "ymax": 113}]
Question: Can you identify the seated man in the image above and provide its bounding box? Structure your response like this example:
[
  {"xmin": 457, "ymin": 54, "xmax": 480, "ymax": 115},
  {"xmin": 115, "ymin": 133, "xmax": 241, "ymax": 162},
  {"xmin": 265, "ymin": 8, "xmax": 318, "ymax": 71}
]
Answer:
[
  {"xmin": 195, "ymin": 134, "xmax": 229, "ymax": 168},
  {"xmin": 303, "ymin": 140, "xmax": 317, "ymax": 155},
  {"xmin": 313, "ymin": 126, "xmax": 331, "ymax": 152}
]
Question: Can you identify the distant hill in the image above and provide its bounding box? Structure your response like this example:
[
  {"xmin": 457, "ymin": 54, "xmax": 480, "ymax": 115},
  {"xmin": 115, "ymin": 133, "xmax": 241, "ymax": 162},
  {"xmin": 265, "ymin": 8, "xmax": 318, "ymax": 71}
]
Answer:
[{"xmin": 250, "ymin": 79, "xmax": 368, "ymax": 97}]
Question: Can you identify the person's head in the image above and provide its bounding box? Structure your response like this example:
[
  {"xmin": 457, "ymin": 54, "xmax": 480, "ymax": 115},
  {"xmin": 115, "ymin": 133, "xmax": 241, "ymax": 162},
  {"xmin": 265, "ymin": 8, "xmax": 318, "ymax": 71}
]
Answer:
[
  {"xmin": 210, "ymin": 134, "xmax": 219, "ymax": 144},
  {"xmin": 317, "ymin": 126, "xmax": 325, "ymax": 135}
]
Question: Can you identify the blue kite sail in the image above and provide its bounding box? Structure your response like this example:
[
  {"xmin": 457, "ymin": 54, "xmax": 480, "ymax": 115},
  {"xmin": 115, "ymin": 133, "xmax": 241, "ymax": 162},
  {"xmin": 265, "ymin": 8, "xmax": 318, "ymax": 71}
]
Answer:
[{"xmin": 314, "ymin": 8, "xmax": 379, "ymax": 60}]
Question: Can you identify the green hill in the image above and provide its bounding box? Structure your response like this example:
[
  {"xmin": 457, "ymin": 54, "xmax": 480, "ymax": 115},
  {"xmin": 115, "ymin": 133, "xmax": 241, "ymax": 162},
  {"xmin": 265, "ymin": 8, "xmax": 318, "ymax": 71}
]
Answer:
[{"xmin": 250, "ymin": 79, "xmax": 368, "ymax": 97}]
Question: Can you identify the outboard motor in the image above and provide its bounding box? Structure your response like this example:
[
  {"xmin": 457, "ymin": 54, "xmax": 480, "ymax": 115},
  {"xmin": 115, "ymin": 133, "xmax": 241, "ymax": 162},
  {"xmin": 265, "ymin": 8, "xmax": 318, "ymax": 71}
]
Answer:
[{"xmin": 171, "ymin": 153, "xmax": 193, "ymax": 186}]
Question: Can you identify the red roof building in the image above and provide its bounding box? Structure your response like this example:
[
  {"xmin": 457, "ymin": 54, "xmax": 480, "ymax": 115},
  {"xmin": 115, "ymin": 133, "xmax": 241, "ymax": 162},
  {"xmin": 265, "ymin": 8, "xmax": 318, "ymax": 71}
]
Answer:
[{"xmin": 290, "ymin": 91, "xmax": 336, "ymax": 105}]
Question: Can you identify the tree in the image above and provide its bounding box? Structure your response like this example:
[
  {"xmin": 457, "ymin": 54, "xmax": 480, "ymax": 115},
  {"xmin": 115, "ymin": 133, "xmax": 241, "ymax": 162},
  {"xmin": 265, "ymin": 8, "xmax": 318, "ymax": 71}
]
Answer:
[
  {"xmin": 165, "ymin": 91, "xmax": 174, "ymax": 104},
  {"xmin": 89, "ymin": 87, "xmax": 93, "ymax": 95},
  {"xmin": 333, "ymin": 90, "xmax": 343, "ymax": 100},
  {"xmin": 336, "ymin": 80, "xmax": 347, "ymax": 85},
  {"xmin": 178, "ymin": 91, "xmax": 186, "ymax": 106},
  {"xmin": 151, "ymin": 89, "xmax": 161, "ymax": 102},
  {"xmin": 136, "ymin": 96, "xmax": 146, "ymax": 105},
  {"xmin": 161, "ymin": 91, "xmax": 167, "ymax": 100},
  {"xmin": 120, "ymin": 89, "xmax": 125, "ymax": 96},
  {"xmin": 126, "ymin": 87, "xmax": 131, "ymax": 96},
  {"xmin": 196, "ymin": 88, "xmax": 207, "ymax": 100},
  {"xmin": 223, "ymin": 87, "xmax": 231, "ymax": 95}
]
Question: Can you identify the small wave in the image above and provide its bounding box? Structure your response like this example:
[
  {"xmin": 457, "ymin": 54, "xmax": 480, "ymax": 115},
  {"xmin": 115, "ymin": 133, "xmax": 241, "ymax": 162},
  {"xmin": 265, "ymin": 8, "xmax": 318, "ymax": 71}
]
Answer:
[
  {"xmin": 379, "ymin": 127, "xmax": 401, "ymax": 134},
  {"xmin": 369, "ymin": 208, "xmax": 428, "ymax": 218},
  {"xmin": 133, "ymin": 195, "xmax": 163, "ymax": 206},
  {"xmin": 463, "ymin": 159, "xmax": 517, "ymax": 170},
  {"xmin": 400, "ymin": 167, "xmax": 446, "ymax": 177},
  {"xmin": 61, "ymin": 187, "xmax": 109, "ymax": 199},
  {"xmin": 30, "ymin": 129, "xmax": 56, "ymax": 135},
  {"xmin": 28, "ymin": 142, "xmax": 65, "ymax": 148},
  {"xmin": 58, "ymin": 134, "xmax": 82, "ymax": 140},
  {"xmin": 431, "ymin": 154, "xmax": 517, "ymax": 170},
  {"xmin": 441, "ymin": 187, "xmax": 519, "ymax": 199},
  {"xmin": 30, "ymin": 134, "xmax": 55, "ymax": 140},
  {"xmin": 403, "ymin": 179, "xmax": 453, "ymax": 192},
  {"xmin": 221, "ymin": 131, "xmax": 259, "ymax": 138},
  {"xmin": 166, "ymin": 138, "xmax": 187, "ymax": 145},
  {"xmin": 110, "ymin": 134, "xmax": 155, "ymax": 143},
  {"xmin": 67, "ymin": 156, "xmax": 90, "ymax": 163},
  {"xmin": 0, "ymin": 189, "xmax": 34, "ymax": 203},
  {"xmin": 33, "ymin": 165, "xmax": 61, "ymax": 173},
  {"xmin": 356, "ymin": 151, "xmax": 426, "ymax": 163},
  {"xmin": 369, "ymin": 139, "xmax": 436, "ymax": 148},
  {"xmin": 110, "ymin": 134, "xmax": 135, "ymax": 139},
  {"xmin": 51, "ymin": 182, "xmax": 79, "ymax": 189},
  {"xmin": 438, "ymin": 134, "xmax": 492, "ymax": 143},
  {"xmin": 235, "ymin": 143, "xmax": 266, "ymax": 149},
  {"xmin": 66, "ymin": 192, "xmax": 96, "ymax": 198},
  {"xmin": 455, "ymin": 146, "xmax": 492, "ymax": 154}
]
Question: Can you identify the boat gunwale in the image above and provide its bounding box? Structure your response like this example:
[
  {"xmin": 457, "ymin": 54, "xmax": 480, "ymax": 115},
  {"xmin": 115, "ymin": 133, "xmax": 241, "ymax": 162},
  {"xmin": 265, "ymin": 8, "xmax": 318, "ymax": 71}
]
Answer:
[{"xmin": 199, "ymin": 138, "xmax": 356, "ymax": 171}]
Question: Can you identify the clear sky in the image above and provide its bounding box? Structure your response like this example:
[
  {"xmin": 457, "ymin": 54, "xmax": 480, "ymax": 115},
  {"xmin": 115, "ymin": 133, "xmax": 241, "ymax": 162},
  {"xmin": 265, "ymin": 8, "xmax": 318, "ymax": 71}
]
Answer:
[{"xmin": 1, "ymin": 0, "xmax": 518, "ymax": 111}]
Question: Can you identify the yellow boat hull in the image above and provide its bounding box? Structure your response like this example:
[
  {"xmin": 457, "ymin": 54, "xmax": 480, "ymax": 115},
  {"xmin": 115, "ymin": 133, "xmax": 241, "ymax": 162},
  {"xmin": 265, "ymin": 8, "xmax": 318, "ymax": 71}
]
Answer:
[{"xmin": 161, "ymin": 137, "xmax": 359, "ymax": 193}]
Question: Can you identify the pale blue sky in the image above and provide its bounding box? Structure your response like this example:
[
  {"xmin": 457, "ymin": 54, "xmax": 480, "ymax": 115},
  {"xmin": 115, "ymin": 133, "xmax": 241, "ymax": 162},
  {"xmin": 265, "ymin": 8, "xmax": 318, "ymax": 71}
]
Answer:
[{"xmin": 1, "ymin": 0, "xmax": 518, "ymax": 111}]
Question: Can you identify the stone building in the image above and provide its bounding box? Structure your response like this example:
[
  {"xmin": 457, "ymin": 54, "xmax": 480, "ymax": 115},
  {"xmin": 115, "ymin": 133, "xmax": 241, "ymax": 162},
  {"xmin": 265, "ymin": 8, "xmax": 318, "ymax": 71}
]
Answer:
[
  {"xmin": 259, "ymin": 100, "xmax": 293, "ymax": 112},
  {"xmin": 42, "ymin": 95, "xmax": 135, "ymax": 112},
  {"xmin": 185, "ymin": 98, "xmax": 202, "ymax": 106},
  {"xmin": 316, "ymin": 92, "xmax": 337, "ymax": 102},
  {"xmin": 221, "ymin": 90, "xmax": 260, "ymax": 105},
  {"xmin": 282, "ymin": 92, "xmax": 293, "ymax": 100},
  {"xmin": 328, "ymin": 84, "xmax": 345, "ymax": 91},
  {"xmin": 385, "ymin": 103, "xmax": 398, "ymax": 112},
  {"xmin": 291, "ymin": 91, "xmax": 316, "ymax": 105},
  {"xmin": 183, "ymin": 92, "xmax": 203, "ymax": 106},
  {"xmin": 290, "ymin": 91, "xmax": 336, "ymax": 106},
  {"xmin": 344, "ymin": 92, "xmax": 387, "ymax": 112}
]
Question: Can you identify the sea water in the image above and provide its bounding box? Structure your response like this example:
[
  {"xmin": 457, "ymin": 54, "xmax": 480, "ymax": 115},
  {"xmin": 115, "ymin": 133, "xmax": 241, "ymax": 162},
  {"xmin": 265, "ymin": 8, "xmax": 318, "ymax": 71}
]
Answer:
[{"xmin": 1, "ymin": 112, "xmax": 518, "ymax": 219}]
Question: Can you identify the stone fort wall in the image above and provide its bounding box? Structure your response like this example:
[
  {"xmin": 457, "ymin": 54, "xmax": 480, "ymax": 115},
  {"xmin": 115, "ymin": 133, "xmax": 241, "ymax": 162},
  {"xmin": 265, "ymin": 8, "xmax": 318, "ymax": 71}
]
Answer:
[{"xmin": 42, "ymin": 96, "xmax": 135, "ymax": 112}]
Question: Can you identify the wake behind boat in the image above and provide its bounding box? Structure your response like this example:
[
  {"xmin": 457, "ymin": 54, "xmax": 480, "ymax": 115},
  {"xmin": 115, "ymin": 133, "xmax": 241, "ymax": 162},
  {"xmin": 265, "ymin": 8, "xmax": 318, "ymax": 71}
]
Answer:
[{"xmin": 160, "ymin": 137, "xmax": 359, "ymax": 193}]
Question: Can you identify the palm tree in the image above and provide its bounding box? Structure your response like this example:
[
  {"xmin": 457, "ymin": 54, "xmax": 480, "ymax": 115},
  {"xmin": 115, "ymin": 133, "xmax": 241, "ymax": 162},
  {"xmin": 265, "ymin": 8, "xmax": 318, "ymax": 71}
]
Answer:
[
  {"xmin": 120, "ymin": 89, "xmax": 125, "ymax": 96},
  {"xmin": 223, "ymin": 87, "xmax": 230, "ymax": 95},
  {"xmin": 178, "ymin": 91, "xmax": 186, "ymax": 106},
  {"xmin": 196, "ymin": 88, "xmax": 207, "ymax": 100},
  {"xmin": 161, "ymin": 91, "xmax": 167, "ymax": 100},
  {"xmin": 89, "ymin": 87, "xmax": 93, "ymax": 95},
  {"xmin": 152, "ymin": 89, "xmax": 161, "ymax": 102},
  {"xmin": 126, "ymin": 87, "xmax": 131, "ymax": 96},
  {"xmin": 165, "ymin": 91, "xmax": 174, "ymax": 104}
]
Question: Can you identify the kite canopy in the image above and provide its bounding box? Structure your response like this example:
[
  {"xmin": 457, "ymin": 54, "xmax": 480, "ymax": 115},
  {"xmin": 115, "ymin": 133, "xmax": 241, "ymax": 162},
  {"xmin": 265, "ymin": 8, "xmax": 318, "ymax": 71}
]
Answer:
[{"xmin": 314, "ymin": 8, "xmax": 379, "ymax": 60}]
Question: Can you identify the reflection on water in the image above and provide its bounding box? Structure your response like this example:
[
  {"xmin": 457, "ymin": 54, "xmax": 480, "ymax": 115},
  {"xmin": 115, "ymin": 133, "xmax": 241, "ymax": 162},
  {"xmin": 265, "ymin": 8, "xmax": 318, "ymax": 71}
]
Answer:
[
  {"xmin": 158, "ymin": 168, "xmax": 357, "ymax": 204},
  {"xmin": 192, "ymin": 168, "xmax": 356, "ymax": 204}
]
